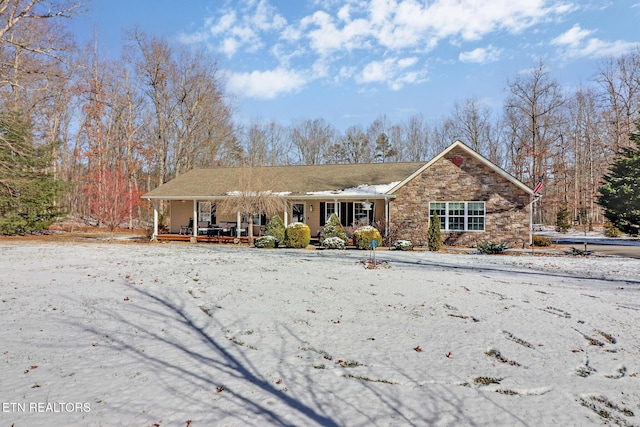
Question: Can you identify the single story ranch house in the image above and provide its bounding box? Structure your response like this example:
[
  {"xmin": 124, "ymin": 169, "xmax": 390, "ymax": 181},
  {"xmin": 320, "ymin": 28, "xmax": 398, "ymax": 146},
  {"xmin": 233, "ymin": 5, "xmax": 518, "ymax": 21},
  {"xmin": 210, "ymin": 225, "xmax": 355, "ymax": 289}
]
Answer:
[{"xmin": 142, "ymin": 141, "xmax": 535, "ymax": 247}]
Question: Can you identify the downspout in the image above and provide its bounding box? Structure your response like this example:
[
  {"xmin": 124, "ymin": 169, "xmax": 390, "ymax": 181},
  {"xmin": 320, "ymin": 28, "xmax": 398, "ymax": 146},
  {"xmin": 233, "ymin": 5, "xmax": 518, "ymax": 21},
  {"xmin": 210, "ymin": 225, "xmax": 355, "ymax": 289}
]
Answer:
[{"xmin": 384, "ymin": 197, "xmax": 390, "ymax": 239}]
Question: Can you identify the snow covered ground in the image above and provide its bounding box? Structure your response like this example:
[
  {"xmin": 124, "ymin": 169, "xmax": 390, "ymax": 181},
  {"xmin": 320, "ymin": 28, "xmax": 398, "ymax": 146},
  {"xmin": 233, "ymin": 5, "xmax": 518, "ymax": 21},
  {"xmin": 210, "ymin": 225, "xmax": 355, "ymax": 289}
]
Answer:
[{"xmin": 1, "ymin": 241, "xmax": 639, "ymax": 426}]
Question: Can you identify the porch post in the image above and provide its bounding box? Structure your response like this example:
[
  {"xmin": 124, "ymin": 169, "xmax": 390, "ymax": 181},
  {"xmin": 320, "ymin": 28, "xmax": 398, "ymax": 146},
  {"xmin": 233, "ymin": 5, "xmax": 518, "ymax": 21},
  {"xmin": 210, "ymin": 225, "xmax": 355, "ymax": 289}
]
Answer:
[
  {"xmin": 152, "ymin": 202, "xmax": 159, "ymax": 241},
  {"xmin": 236, "ymin": 211, "xmax": 241, "ymax": 238},
  {"xmin": 192, "ymin": 200, "xmax": 198, "ymax": 240},
  {"xmin": 283, "ymin": 200, "xmax": 289, "ymax": 226}
]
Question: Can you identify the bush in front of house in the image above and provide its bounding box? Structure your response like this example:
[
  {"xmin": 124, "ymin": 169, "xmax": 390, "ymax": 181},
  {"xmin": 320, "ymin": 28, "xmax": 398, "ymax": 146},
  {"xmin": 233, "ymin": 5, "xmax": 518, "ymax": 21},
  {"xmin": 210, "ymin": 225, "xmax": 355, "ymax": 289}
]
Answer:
[
  {"xmin": 319, "ymin": 213, "xmax": 348, "ymax": 246},
  {"xmin": 532, "ymin": 235, "xmax": 551, "ymax": 246},
  {"xmin": 353, "ymin": 225, "xmax": 382, "ymax": 250},
  {"xmin": 284, "ymin": 222, "xmax": 311, "ymax": 248},
  {"xmin": 264, "ymin": 215, "xmax": 285, "ymax": 242},
  {"xmin": 477, "ymin": 241, "xmax": 508, "ymax": 254},
  {"xmin": 322, "ymin": 236, "xmax": 346, "ymax": 250},
  {"xmin": 427, "ymin": 212, "xmax": 442, "ymax": 251},
  {"xmin": 255, "ymin": 235, "xmax": 277, "ymax": 248},
  {"xmin": 393, "ymin": 240, "xmax": 413, "ymax": 251}
]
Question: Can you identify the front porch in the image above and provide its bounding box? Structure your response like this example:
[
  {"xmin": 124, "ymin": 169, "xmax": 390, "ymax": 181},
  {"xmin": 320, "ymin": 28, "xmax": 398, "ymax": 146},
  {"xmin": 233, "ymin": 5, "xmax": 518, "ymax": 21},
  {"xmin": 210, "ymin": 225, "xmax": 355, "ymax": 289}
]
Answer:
[{"xmin": 155, "ymin": 233, "xmax": 324, "ymax": 245}]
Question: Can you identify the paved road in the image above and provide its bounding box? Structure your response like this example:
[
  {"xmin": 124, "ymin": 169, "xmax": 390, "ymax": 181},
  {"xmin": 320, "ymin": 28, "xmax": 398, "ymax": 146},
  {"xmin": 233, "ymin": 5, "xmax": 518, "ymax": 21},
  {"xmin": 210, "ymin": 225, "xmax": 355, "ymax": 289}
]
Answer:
[{"xmin": 563, "ymin": 243, "xmax": 640, "ymax": 259}]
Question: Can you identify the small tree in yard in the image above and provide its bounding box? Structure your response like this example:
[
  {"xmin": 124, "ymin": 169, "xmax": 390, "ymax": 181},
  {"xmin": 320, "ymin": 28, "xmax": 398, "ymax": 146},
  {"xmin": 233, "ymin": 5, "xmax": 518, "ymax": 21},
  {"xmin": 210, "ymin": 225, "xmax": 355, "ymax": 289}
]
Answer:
[
  {"xmin": 264, "ymin": 215, "xmax": 285, "ymax": 243},
  {"xmin": 84, "ymin": 168, "xmax": 140, "ymax": 235},
  {"xmin": 428, "ymin": 212, "xmax": 442, "ymax": 251},
  {"xmin": 598, "ymin": 128, "xmax": 640, "ymax": 235},
  {"xmin": 555, "ymin": 204, "xmax": 571, "ymax": 233},
  {"xmin": 216, "ymin": 168, "xmax": 285, "ymax": 246},
  {"xmin": 319, "ymin": 213, "xmax": 348, "ymax": 246}
]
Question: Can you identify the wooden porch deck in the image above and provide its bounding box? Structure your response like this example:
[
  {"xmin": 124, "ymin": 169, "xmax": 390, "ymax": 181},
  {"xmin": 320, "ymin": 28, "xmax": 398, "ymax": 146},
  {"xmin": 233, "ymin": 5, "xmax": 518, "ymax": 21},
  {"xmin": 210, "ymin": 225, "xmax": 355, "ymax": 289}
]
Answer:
[
  {"xmin": 156, "ymin": 233, "xmax": 321, "ymax": 245},
  {"xmin": 156, "ymin": 233, "xmax": 249, "ymax": 244}
]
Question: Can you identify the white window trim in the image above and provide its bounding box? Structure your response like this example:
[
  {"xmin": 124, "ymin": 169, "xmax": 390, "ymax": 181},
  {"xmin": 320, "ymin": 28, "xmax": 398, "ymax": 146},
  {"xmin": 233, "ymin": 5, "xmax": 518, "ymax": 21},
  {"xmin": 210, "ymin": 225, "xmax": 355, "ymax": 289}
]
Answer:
[{"xmin": 429, "ymin": 201, "xmax": 485, "ymax": 232}]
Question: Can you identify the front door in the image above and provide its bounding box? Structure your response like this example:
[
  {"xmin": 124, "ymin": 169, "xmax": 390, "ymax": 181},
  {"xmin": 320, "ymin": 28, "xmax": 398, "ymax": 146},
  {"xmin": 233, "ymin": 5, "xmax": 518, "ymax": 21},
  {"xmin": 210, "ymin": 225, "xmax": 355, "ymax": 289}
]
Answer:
[{"xmin": 292, "ymin": 203, "xmax": 305, "ymax": 223}]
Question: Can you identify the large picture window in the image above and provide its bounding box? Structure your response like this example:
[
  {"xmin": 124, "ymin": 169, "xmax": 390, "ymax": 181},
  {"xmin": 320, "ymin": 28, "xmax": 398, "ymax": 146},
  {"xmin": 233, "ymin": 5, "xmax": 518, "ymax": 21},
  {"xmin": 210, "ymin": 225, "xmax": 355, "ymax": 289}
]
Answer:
[{"xmin": 429, "ymin": 201, "xmax": 485, "ymax": 232}]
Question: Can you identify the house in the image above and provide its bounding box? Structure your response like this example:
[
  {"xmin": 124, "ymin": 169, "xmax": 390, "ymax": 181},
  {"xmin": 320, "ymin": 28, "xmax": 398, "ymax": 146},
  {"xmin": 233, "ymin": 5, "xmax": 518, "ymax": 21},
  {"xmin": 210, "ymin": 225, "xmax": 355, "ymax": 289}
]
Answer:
[{"xmin": 142, "ymin": 141, "xmax": 535, "ymax": 247}]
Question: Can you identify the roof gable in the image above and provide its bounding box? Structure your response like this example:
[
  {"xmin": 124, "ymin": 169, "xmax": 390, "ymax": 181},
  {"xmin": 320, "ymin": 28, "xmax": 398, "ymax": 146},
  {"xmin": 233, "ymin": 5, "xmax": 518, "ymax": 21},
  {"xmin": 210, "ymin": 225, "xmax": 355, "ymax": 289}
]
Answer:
[{"xmin": 387, "ymin": 140, "xmax": 533, "ymax": 195}]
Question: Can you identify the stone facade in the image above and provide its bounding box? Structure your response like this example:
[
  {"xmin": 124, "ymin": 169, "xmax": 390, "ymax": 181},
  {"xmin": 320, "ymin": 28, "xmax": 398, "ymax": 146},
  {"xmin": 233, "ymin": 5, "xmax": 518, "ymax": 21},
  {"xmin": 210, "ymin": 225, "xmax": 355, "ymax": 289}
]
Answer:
[{"xmin": 390, "ymin": 146, "xmax": 530, "ymax": 247}]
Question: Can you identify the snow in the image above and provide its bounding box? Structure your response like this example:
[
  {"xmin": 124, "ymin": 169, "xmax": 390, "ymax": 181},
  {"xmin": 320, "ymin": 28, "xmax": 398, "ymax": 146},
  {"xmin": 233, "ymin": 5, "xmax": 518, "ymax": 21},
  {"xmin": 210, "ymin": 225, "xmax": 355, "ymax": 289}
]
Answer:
[
  {"xmin": 1, "ymin": 241, "xmax": 639, "ymax": 426},
  {"xmin": 307, "ymin": 181, "xmax": 401, "ymax": 196}
]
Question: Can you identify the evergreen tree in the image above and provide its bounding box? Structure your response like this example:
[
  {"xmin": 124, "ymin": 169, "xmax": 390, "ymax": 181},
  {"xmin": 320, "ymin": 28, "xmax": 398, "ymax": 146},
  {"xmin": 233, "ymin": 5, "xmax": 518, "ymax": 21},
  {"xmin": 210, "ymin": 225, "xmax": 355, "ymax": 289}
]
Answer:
[
  {"xmin": 264, "ymin": 215, "xmax": 286, "ymax": 242},
  {"xmin": 0, "ymin": 112, "xmax": 65, "ymax": 234},
  {"xmin": 427, "ymin": 212, "xmax": 442, "ymax": 251},
  {"xmin": 598, "ymin": 127, "xmax": 640, "ymax": 235},
  {"xmin": 319, "ymin": 213, "xmax": 348, "ymax": 245},
  {"xmin": 374, "ymin": 132, "xmax": 396, "ymax": 163}
]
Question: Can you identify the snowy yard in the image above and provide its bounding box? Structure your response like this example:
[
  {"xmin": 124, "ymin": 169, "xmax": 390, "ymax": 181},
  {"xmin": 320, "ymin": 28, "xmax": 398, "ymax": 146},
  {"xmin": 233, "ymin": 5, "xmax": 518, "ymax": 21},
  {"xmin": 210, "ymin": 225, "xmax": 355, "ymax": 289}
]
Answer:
[{"xmin": 1, "ymin": 241, "xmax": 639, "ymax": 426}]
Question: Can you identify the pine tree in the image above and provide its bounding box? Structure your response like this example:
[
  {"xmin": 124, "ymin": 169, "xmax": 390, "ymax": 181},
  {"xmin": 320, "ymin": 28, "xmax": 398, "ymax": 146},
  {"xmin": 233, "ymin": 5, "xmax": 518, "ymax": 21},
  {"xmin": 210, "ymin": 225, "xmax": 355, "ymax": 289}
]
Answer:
[
  {"xmin": 598, "ymin": 126, "xmax": 640, "ymax": 235},
  {"xmin": 0, "ymin": 112, "xmax": 65, "ymax": 234},
  {"xmin": 427, "ymin": 212, "xmax": 442, "ymax": 251}
]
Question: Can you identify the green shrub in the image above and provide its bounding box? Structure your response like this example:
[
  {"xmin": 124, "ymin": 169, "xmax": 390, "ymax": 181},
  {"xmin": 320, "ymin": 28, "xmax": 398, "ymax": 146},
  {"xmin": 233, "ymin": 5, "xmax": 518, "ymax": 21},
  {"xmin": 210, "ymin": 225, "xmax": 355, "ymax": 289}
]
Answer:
[
  {"xmin": 284, "ymin": 222, "xmax": 311, "ymax": 248},
  {"xmin": 264, "ymin": 215, "xmax": 285, "ymax": 242},
  {"xmin": 255, "ymin": 235, "xmax": 277, "ymax": 248},
  {"xmin": 532, "ymin": 235, "xmax": 551, "ymax": 246},
  {"xmin": 353, "ymin": 226, "xmax": 382, "ymax": 250},
  {"xmin": 319, "ymin": 213, "xmax": 348, "ymax": 245},
  {"xmin": 556, "ymin": 205, "xmax": 571, "ymax": 233},
  {"xmin": 603, "ymin": 221, "xmax": 623, "ymax": 238},
  {"xmin": 477, "ymin": 241, "xmax": 508, "ymax": 254},
  {"xmin": 427, "ymin": 212, "xmax": 442, "ymax": 251},
  {"xmin": 393, "ymin": 240, "xmax": 413, "ymax": 251},
  {"xmin": 322, "ymin": 236, "xmax": 346, "ymax": 249}
]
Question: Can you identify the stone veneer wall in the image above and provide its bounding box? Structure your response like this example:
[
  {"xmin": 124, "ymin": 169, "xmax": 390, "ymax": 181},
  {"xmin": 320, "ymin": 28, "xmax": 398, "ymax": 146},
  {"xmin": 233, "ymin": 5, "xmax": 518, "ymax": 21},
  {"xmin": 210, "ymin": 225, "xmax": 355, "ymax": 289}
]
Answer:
[{"xmin": 390, "ymin": 146, "xmax": 531, "ymax": 247}]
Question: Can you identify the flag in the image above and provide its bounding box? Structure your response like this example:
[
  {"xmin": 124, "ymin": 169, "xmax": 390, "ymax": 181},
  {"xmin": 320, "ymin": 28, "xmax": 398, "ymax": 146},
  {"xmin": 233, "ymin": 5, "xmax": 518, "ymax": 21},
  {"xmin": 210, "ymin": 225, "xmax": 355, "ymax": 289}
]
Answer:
[{"xmin": 533, "ymin": 174, "xmax": 544, "ymax": 195}]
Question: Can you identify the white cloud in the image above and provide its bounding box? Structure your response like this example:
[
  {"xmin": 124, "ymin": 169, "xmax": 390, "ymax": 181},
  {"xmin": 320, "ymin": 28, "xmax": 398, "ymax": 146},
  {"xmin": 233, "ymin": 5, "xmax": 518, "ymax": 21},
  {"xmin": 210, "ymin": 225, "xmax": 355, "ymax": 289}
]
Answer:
[
  {"xmin": 359, "ymin": 57, "xmax": 425, "ymax": 90},
  {"xmin": 459, "ymin": 45, "xmax": 502, "ymax": 63},
  {"xmin": 551, "ymin": 25, "xmax": 593, "ymax": 48},
  {"xmin": 227, "ymin": 68, "xmax": 308, "ymax": 99},
  {"xmin": 551, "ymin": 24, "xmax": 637, "ymax": 59}
]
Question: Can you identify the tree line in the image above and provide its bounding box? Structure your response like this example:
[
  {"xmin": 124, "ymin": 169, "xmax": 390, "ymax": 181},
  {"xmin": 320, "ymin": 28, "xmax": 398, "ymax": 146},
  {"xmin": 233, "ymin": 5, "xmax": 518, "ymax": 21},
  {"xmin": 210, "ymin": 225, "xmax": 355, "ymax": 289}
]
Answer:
[{"xmin": 0, "ymin": 0, "xmax": 638, "ymax": 232}]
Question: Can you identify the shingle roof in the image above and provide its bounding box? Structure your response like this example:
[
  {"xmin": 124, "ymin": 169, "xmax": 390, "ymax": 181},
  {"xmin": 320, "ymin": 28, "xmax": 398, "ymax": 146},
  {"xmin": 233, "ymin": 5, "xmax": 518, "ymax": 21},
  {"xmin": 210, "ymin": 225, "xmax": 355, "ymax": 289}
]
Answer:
[{"xmin": 143, "ymin": 162, "xmax": 425, "ymax": 199}]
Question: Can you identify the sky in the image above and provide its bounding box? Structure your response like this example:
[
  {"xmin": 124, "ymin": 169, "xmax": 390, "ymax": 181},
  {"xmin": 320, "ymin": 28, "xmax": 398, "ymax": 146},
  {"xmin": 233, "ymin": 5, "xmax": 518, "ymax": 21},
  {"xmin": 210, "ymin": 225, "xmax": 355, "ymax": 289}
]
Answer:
[{"xmin": 70, "ymin": 0, "xmax": 640, "ymax": 131}]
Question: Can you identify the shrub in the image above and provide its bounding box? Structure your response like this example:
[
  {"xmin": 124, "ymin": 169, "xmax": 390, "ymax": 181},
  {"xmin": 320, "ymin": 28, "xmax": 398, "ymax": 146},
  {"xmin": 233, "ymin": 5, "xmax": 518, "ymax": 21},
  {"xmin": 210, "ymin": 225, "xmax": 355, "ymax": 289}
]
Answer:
[
  {"xmin": 353, "ymin": 226, "xmax": 382, "ymax": 249},
  {"xmin": 319, "ymin": 213, "xmax": 348, "ymax": 246},
  {"xmin": 284, "ymin": 222, "xmax": 311, "ymax": 248},
  {"xmin": 427, "ymin": 212, "xmax": 442, "ymax": 251},
  {"xmin": 556, "ymin": 205, "xmax": 571, "ymax": 233},
  {"xmin": 255, "ymin": 235, "xmax": 277, "ymax": 248},
  {"xmin": 322, "ymin": 236, "xmax": 346, "ymax": 250},
  {"xmin": 477, "ymin": 241, "xmax": 508, "ymax": 254},
  {"xmin": 603, "ymin": 220, "xmax": 623, "ymax": 238},
  {"xmin": 532, "ymin": 235, "xmax": 551, "ymax": 247},
  {"xmin": 393, "ymin": 240, "xmax": 413, "ymax": 251},
  {"xmin": 264, "ymin": 215, "xmax": 285, "ymax": 242}
]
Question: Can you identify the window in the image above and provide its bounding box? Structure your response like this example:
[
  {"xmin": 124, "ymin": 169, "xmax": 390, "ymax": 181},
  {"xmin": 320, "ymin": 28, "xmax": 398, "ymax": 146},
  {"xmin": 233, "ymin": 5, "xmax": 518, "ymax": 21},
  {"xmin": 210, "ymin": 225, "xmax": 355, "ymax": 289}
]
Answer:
[
  {"xmin": 429, "ymin": 201, "xmax": 485, "ymax": 232},
  {"xmin": 198, "ymin": 202, "xmax": 215, "ymax": 224}
]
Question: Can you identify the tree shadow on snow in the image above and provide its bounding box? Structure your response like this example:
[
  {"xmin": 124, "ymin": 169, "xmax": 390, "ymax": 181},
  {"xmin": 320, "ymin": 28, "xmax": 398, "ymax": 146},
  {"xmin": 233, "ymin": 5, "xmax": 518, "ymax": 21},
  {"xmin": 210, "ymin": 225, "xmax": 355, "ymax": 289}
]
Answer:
[{"xmin": 80, "ymin": 282, "xmax": 341, "ymax": 426}]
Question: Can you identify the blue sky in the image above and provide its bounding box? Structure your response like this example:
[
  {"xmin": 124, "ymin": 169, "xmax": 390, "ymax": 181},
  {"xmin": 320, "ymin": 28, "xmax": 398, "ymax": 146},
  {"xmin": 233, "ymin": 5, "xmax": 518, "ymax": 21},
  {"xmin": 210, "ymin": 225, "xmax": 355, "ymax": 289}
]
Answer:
[{"xmin": 72, "ymin": 0, "xmax": 639, "ymax": 131}]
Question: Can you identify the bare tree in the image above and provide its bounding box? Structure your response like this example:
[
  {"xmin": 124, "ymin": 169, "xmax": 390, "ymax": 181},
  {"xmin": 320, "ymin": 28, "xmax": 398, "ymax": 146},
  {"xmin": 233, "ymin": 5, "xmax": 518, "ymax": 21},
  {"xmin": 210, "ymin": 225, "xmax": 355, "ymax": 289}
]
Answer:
[
  {"xmin": 215, "ymin": 168, "xmax": 285, "ymax": 246},
  {"xmin": 290, "ymin": 118, "xmax": 335, "ymax": 165},
  {"xmin": 595, "ymin": 49, "xmax": 640, "ymax": 150}
]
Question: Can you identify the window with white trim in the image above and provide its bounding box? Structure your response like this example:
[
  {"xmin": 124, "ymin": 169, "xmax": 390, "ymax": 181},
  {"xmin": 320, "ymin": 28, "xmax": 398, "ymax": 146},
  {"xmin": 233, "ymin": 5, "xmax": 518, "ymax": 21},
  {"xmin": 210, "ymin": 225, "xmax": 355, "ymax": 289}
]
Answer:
[{"xmin": 429, "ymin": 201, "xmax": 485, "ymax": 231}]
